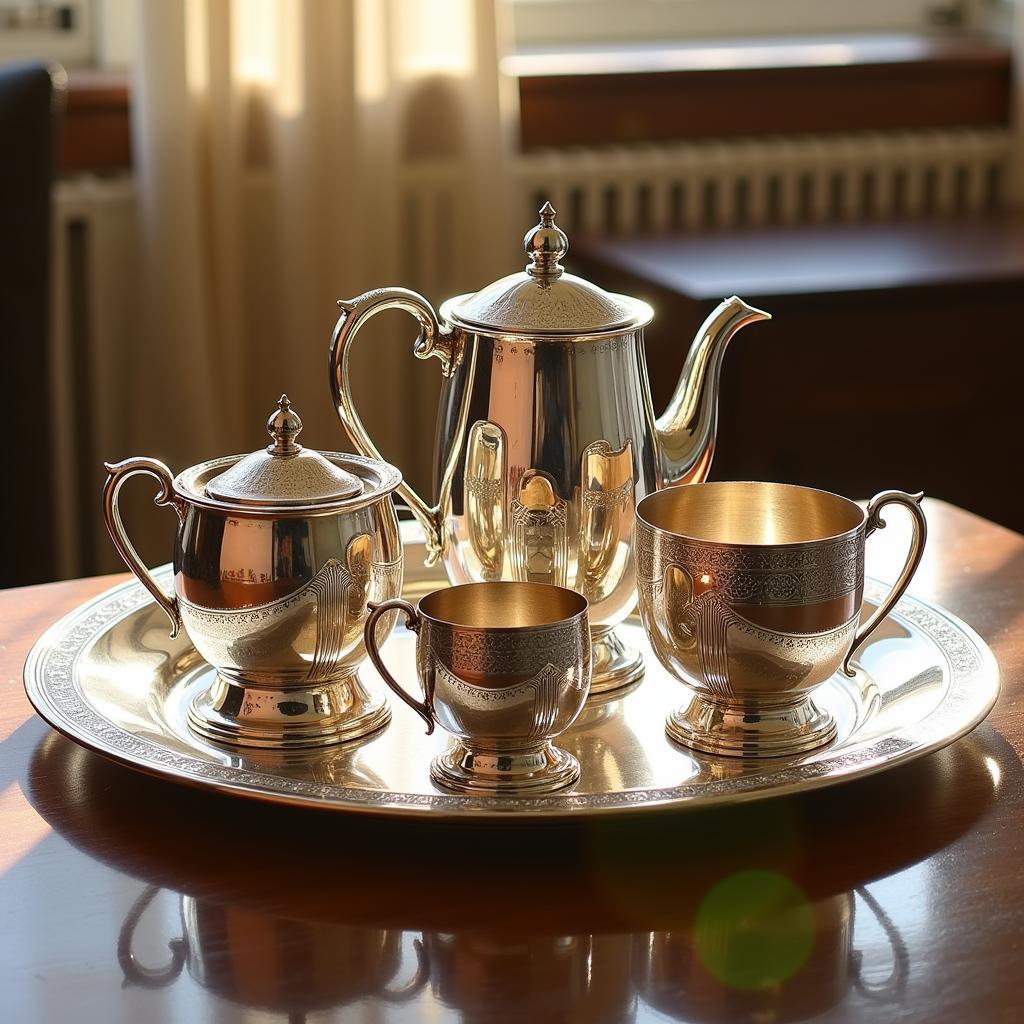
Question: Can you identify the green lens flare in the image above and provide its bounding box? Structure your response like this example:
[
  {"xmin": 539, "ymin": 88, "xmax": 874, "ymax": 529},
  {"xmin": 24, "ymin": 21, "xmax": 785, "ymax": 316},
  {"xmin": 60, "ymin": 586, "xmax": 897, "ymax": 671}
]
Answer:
[{"xmin": 695, "ymin": 869, "xmax": 815, "ymax": 990}]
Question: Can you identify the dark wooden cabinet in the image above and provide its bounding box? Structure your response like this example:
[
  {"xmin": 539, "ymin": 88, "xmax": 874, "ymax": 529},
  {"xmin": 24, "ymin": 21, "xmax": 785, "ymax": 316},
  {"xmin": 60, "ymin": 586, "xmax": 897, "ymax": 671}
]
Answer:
[{"xmin": 574, "ymin": 218, "xmax": 1024, "ymax": 531}]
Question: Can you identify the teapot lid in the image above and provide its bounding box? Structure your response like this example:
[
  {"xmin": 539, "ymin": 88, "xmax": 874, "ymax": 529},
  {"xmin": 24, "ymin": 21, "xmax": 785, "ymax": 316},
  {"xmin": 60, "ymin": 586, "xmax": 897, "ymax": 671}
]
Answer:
[
  {"xmin": 206, "ymin": 395, "xmax": 364, "ymax": 506},
  {"xmin": 443, "ymin": 203, "xmax": 651, "ymax": 337}
]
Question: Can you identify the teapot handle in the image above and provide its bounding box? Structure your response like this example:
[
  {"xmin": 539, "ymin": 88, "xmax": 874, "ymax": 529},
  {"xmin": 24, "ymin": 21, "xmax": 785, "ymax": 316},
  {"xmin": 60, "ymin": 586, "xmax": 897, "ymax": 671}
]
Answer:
[
  {"xmin": 330, "ymin": 288, "xmax": 455, "ymax": 566},
  {"xmin": 103, "ymin": 457, "xmax": 186, "ymax": 637}
]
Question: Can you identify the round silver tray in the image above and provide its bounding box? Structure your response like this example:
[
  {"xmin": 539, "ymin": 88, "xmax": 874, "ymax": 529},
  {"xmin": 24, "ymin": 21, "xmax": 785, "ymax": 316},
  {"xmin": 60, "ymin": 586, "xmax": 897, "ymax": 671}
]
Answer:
[{"xmin": 24, "ymin": 560, "xmax": 998, "ymax": 821}]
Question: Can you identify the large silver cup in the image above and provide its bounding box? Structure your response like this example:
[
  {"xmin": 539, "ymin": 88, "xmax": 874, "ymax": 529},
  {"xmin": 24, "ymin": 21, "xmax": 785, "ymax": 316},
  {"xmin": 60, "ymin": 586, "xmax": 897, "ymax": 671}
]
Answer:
[{"xmin": 636, "ymin": 482, "xmax": 927, "ymax": 758}]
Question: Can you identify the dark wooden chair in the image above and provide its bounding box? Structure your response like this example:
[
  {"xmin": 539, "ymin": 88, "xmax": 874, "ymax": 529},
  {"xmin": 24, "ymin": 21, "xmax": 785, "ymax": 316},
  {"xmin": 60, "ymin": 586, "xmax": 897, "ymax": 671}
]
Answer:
[{"xmin": 1, "ymin": 61, "xmax": 59, "ymax": 586}]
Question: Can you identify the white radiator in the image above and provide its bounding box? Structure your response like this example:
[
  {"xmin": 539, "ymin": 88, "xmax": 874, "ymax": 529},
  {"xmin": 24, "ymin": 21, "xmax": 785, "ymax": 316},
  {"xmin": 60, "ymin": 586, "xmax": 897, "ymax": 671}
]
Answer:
[
  {"xmin": 518, "ymin": 128, "xmax": 1013, "ymax": 234},
  {"xmin": 50, "ymin": 175, "xmax": 139, "ymax": 579},
  {"xmin": 50, "ymin": 127, "xmax": 1012, "ymax": 576}
]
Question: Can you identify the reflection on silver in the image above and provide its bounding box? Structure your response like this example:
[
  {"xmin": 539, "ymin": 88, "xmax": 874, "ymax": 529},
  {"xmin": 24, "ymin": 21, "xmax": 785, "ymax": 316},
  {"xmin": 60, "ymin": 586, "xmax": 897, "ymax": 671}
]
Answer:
[
  {"xmin": 510, "ymin": 472, "xmax": 570, "ymax": 587},
  {"xmin": 101, "ymin": 397, "xmax": 404, "ymax": 749},
  {"xmin": 464, "ymin": 421, "xmax": 506, "ymax": 580}
]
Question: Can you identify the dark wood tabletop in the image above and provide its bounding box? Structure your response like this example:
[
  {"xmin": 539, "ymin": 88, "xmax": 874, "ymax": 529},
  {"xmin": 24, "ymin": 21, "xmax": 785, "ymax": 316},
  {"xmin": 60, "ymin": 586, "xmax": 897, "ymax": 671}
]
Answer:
[{"xmin": 2, "ymin": 499, "xmax": 1022, "ymax": 1023}]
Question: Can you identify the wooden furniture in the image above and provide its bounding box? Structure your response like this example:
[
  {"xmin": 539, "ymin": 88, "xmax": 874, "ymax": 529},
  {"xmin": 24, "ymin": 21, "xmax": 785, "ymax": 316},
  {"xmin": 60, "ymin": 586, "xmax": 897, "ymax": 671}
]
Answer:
[
  {"xmin": 573, "ymin": 218, "xmax": 1024, "ymax": 533},
  {"xmin": 514, "ymin": 34, "xmax": 1012, "ymax": 148},
  {"xmin": 61, "ymin": 69, "xmax": 131, "ymax": 174},
  {"xmin": 1, "ymin": 500, "xmax": 1021, "ymax": 1021},
  {"xmin": 2, "ymin": 62, "xmax": 57, "ymax": 588}
]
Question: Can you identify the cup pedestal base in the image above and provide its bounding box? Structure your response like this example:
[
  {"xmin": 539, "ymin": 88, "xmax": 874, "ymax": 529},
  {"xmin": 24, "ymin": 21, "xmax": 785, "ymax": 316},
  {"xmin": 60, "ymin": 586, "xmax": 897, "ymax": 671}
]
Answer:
[
  {"xmin": 590, "ymin": 627, "xmax": 645, "ymax": 696},
  {"xmin": 187, "ymin": 672, "xmax": 390, "ymax": 750},
  {"xmin": 430, "ymin": 741, "xmax": 580, "ymax": 795},
  {"xmin": 667, "ymin": 691, "xmax": 837, "ymax": 759}
]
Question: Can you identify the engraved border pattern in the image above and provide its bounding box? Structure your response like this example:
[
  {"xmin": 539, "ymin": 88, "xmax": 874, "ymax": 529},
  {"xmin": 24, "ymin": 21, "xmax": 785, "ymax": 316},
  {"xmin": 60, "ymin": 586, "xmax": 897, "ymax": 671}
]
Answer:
[
  {"xmin": 636, "ymin": 523, "xmax": 865, "ymax": 606},
  {"xmin": 427, "ymin": 618, "xmax": 587, "ymax": 676},
  {"xmin": 24, "ymin": 571, "xmax": 995, "ymax": 819}
]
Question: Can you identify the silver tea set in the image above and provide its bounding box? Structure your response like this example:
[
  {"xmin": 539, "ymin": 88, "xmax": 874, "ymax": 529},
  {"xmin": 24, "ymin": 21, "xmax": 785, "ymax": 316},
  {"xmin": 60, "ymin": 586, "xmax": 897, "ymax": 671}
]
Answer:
[{"xmin": 104, "ymin": 204, "xmax": 926, "ymax": 793}]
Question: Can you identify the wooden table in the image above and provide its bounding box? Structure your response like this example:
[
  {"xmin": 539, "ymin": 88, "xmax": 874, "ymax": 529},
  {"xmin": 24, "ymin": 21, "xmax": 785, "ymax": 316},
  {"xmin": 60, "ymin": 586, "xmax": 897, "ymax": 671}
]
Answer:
[{"xmin": 2, "ymin": 500, "xmax": 1021, "ymax": 1022}]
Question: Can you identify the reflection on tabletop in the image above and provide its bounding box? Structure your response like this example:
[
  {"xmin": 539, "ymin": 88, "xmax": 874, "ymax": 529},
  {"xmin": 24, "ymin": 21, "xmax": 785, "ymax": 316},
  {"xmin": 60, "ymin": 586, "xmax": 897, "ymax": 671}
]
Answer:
[{"xmin": 11, "ymin": 723, "xmax": 1012, "ymax": 1023}]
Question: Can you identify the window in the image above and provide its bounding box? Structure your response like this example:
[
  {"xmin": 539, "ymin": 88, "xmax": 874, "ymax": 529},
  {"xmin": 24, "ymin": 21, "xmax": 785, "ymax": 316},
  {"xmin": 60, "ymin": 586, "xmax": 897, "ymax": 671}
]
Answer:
[
  {"xmin": 0, "ymin": 0, "xmax": 134, "ymax": 68},
  {"xmin": 511, "ymin": 0, "xmax": 1000, "ymax": 48}
]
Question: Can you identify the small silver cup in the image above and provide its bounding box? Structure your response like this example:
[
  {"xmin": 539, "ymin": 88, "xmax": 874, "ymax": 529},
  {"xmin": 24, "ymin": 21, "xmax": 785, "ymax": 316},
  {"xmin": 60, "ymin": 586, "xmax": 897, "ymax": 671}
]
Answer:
[{"xmin": 364, "ymin": 582, "xmax": 591, "ymax": 794}]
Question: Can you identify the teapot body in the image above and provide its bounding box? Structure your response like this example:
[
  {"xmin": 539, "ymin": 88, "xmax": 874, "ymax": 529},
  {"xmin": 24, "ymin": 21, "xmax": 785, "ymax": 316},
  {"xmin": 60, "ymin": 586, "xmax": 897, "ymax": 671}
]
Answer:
[{"xmin": 433, "ymin": 323, "xmax": 659, "ymax": 637}]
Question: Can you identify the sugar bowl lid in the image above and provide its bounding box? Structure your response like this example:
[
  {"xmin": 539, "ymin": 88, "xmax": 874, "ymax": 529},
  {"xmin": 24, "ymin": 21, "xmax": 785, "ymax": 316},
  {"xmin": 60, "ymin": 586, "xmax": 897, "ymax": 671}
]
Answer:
[
  {"xmin": 442, "ymin": 202, "xmax": 651, "ymax": 336},
  {"xmin": 206, "ymin": 396, "xmax": 363, "ymax": 506}
]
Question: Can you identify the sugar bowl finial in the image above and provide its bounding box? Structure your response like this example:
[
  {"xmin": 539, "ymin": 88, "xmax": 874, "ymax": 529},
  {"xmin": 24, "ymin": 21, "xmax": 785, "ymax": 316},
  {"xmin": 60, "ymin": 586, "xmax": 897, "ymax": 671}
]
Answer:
[
  {"xmin": 267, "ymin": 394, "xmax": 303, "ymax": 457},
  {"xmin": 524, "ymin": 201, "xmax": 568, "ymax": 282}
]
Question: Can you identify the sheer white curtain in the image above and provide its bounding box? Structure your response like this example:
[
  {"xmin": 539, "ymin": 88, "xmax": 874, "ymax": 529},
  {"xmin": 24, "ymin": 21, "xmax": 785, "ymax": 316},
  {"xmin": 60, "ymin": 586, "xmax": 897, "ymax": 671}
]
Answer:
[{"xmin": 127, "ymin": 0, "xmax": 517, "ymax": 499}]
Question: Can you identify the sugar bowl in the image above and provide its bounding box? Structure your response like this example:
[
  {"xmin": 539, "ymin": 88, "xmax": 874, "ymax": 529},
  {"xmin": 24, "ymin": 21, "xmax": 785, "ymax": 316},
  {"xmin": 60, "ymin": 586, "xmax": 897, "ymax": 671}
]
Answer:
[{"xmin": 103, "ymin": 396, "xmax": 404, "ymax": 749}]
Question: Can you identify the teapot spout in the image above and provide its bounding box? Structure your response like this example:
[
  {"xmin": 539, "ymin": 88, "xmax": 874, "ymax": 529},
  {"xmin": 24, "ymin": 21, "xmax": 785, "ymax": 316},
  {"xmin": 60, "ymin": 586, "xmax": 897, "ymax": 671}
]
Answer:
[{"xmin": 655, "ymin": 295, "xmax": 771, "ymax": 488}]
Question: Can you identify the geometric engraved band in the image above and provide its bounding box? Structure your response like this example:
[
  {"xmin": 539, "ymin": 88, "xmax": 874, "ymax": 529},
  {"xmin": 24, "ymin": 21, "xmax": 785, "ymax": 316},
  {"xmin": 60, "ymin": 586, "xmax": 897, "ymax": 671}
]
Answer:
[
  {"xmin": 636, "ymin": 526, "xmax": 865, "ymax": 606},
  {"xmin": 428, "ymin": 620, "xmax": 585, "ymax": 676}
]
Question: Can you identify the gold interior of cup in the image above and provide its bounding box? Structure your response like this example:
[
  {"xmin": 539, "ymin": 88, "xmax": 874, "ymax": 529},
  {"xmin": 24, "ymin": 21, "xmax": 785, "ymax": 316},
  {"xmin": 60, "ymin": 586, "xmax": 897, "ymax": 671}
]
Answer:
[
  {"xmin": 420, "ymin": 581, "xmax": 587, "ymax": 629},
  {"xmin": 638, "ymin": 481, "xmax": 863, "ymax": 545}
]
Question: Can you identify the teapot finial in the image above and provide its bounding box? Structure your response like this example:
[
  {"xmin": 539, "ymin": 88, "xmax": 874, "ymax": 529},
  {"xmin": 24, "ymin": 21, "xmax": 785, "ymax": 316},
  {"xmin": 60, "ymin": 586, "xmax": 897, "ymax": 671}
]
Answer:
[
  {"xmin": 267, "ymin": 394, "xmax": 303, "ymax": 457},
  {"xmin": 524, "ymin": 201, "xmax": 568, "ymax": 282}
]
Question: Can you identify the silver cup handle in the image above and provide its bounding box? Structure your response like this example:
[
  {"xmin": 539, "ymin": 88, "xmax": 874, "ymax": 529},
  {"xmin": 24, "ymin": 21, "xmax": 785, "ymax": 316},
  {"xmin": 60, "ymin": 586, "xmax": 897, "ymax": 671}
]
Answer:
[
  {"xmin": 843, "ymin": 490, "xmax": 928, "ymax": 676},
  {"xmin": 103, "ymin": 457, "xmax": 186, "ymax": 638},
  {"xmin": 364, "ymin": 599, "xmax": 435, "ymax": 734}
]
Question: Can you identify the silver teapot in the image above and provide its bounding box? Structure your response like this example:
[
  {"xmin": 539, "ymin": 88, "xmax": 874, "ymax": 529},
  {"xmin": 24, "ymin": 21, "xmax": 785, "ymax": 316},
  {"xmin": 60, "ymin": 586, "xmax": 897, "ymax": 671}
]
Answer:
[
  {"xmin": 102, "ymin": 396, "xmax": 404, "ymax": 749},
  {"xmin": 331, "ymin": 204, "xmax": 769, "ymax": 694}
]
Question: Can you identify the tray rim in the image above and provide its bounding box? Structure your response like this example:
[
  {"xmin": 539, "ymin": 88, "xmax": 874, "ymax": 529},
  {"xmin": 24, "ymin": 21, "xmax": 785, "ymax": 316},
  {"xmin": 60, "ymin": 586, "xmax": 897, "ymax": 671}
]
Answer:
[{"xmin": 23, "ymin": 568, "xmax": 1000, "ymax": 822}]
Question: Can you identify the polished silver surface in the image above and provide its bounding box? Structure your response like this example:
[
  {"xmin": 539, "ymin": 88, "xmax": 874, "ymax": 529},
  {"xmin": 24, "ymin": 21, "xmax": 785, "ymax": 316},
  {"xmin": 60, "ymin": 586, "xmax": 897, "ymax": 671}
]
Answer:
[
  {"xmin": 364, "ymin": 581, "xmax": 591, "ymax": 795},
  {"xmin": 449, "ymin": 201, "xmax": 647, "ymax": 334},
  {"xmin": 102, "ymin": 398, "xmax": 404, "ymax": 749},
  {"xmin": 636, "ymin": 482, "xmax": 928, "ymax": 758},
  {"xmin": 206, "ymin": 394, "xmax": 363, "ymax": 506},
  {"xmin": 24, "ymin": 561, "xmax": 998, "ymax": 820},
  {"xmin": 330, "ymin": 204, "xmax": 770, "ymax": 694}
]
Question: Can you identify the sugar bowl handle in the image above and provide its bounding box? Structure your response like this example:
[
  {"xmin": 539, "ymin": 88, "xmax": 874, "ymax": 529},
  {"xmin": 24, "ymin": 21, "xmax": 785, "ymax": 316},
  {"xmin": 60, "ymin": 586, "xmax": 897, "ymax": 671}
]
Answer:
[
  {"xmin": 364, "ymin": 599, "xmax": 435, "ymax": 734},
  {"xmin": 843, "ymin": 490, "xmax": 928, "ymax": 675},
  {"xmin": 103, "ymin": 457, "xmax": 186, "ymax": 638}
]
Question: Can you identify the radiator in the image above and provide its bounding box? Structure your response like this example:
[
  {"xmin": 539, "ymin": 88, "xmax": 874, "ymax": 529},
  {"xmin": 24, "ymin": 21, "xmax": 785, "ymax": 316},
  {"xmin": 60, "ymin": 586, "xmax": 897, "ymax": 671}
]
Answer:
[
  {"xmin": 517, "ymin": 128, "xmax": 1012, "ymax": 234},
  {"xmin": 51, "ymin": 175, "xmax": 139, "ymax": 579},
  {"xmin": 49, "ymin": 127, "xmax": 1012, "ymax": 576}
]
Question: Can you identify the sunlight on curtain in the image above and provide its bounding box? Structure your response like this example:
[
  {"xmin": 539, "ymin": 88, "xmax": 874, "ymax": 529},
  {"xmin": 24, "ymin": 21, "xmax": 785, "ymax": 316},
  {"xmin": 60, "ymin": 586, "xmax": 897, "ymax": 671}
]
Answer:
[
  {"xmin": 400, "ymin": 0, "xmax": 476, "ymax": 76},
  {"xmin": 125, "ymin": 0, "xmax": 516, "ymax": 572},
  {"xmin": 235, "ymin": 0, "xmax": 276, "ymax": 85}
]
